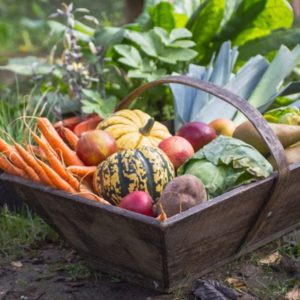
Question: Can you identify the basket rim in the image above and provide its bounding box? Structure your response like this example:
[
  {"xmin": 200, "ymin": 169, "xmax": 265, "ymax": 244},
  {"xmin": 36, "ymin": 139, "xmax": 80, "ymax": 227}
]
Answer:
[{"xmin": 3, "ymin": 162, "xmax": 299, "ymax": 229}]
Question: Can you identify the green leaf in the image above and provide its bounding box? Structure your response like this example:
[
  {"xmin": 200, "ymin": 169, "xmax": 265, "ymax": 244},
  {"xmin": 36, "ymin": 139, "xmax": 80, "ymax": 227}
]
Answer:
[
  {"xmin": 238, "ymin": 28, "xmax": 300, "ymax": 62},
  {"xmin": 233, "ymin": 0, "xmax": 293, "ymax": 46},
  {"xmin": 114, "ymin": 45, "xmax": 143, "ymax": 68},
  {"xmin": 81, "ymin": 89, "xmax": 117, "ymax": 119},
  {"xmin": 128, "ymin": 68, "xmax": 166, "ymax": 81},
  {"xmin": 216, "ymin": 0, "xmax": 267, "ymax": 42},
  {"xmin": 158, "ymin": 48, "xmax": 197, "ymax": 64},
  {"xmin": 94, "ymin": 27, "xmax": 126, "ymax": 48},
  {"xmin": 170, "ymin": 28, "xmax": 192, "ymax": 42},
  {"xmin": 173, "ymin": 13, "xmax": 188, "ymax": 28},
  {"xmin": 170, "ymin": 40, "xmax": 196, "ymax": 48},
  {"xmin": 125, "ymin": 30, "xmax": 157, "ymax": 57},
  {"xmin": 148, "ymin": 2, "xmax": 175, "ymax": 32},
  {"xmin": 217, "ymin": 0, "xmax": 293, "ymax": 46},
  {"xmin": 187, "ymin": 0, "xmax": 225, "ymax": 56},
  {"xmin": 264, "ymin": 106, "xmax": 300, "ymax": 125},
  {"xmin": 0, "ymin": 56, "xmax": 53, "ymax": 76}
]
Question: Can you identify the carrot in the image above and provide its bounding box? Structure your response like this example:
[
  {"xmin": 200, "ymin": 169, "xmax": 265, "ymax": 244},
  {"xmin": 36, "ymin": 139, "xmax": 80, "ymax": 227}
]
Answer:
[
  {"xmin": 53, "ymin": 116, "xmax": 82, "ymax": 131},
  {"xmin": 156, "ymin": 204, "xmax": 167, "ymax": 222},
  {"xmin": 0, "ymin": 137, "xmax": 40, "ymax": 181},
  {"xmin": 0, "ymin": 138, "xmax": 22, "ymax": 167},
  {"xmin": 73, "ymin": 115, "xmax": 101, "ymax": 137},
  {"xmin": 78, "ymin": 185, "xmax": 111, "ymax": 205},
  {"xmin": 25, "ymin": 144, "xmax": 48, "ymax": 161},
  {"xmin": 58, "ymin": 127, "xmax": 79, "ymax": 150},
  {"xmin": 37, "ymin": 118, "xmax": 83, "ymax": 166},
  {"xmin": 0, "ymin": 155, "xmax": 26, "ymax": 177},
  {"xmin": 37, "ymin": 159, "xmax": 76, "ymax": 193},
  {"xmin": 31, "ymin": 130, "xmax": 81, "ymax": 191},
  {"xmin": 14, "ymin": 142, "xmax": 54, "ymax": 187},
  {"xmin": 67, "ymin": 165, "xmax": 97, "ymax": 177}
]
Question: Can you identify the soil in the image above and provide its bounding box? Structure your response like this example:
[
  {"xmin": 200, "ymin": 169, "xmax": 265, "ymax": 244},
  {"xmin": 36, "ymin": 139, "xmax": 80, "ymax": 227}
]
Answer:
[
  {"xmin": 0, "ymin": 239, "xmax": 167, "ymax": 300},
  {"xmin": 0, "ymin": 226, "xmax": 299, "ymax": 300}
]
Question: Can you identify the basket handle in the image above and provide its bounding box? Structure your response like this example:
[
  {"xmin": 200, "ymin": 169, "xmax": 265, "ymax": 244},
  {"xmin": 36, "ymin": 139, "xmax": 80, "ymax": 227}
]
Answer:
[
  {"xmin": 116, "ymin": 75, "xmax": 290, "ymax": 246},
  {"xmin": 116, "ymin": 75, "xmax": 288, "ymax": 177}
]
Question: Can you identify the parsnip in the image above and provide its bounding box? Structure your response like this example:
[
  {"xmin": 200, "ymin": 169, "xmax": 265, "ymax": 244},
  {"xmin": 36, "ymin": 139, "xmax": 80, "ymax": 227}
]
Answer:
[
  {"xmin": 233, "ymin": 121, "xmax": 300, "ymax": 155},
  {"xmin": 268, "ymin": 143, "xmax": 300, "ymax": 169}
]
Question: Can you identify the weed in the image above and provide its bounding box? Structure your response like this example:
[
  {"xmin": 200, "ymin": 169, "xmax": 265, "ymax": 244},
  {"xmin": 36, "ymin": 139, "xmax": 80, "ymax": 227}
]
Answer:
[
  {"xmin": 64, "ymin": 261, "xmax": 94, "ymax": 281},
  {"xmin": 0, "ymin": 205, "xmax": 59, "ymax": 259}
]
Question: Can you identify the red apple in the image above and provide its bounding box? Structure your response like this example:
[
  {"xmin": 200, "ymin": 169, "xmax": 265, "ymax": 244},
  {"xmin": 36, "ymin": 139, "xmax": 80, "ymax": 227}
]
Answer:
[
  {"xmin": 76, "ymin": 130, "xmax": 117, "ymax": 166},
  {"xmin": 176, "ymin": 122, "xmax": 216, "ymax": 152},
  {"xmin": 158, "ymin": 136, "xmax": 194, "ymax": 170},
  {"xmin": 209, "ymin": 118, "xmax": 236, "ymax": 137},
  {"xmin": 119, "ymin": 191, "xmax": 154, "ymax": 217}
]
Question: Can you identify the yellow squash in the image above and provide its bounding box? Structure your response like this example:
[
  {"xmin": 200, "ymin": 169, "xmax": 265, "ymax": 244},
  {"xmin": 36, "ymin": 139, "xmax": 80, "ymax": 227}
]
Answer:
[{"xmin": 97, "ymin": 109, "xmax": 172, "ymax": 150}]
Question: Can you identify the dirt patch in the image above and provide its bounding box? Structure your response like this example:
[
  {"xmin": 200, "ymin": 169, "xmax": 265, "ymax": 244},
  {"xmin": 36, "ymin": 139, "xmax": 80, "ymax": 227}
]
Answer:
[{"xmin": 0, "ymin": 239, "xmax": 168, "ymax": 300}]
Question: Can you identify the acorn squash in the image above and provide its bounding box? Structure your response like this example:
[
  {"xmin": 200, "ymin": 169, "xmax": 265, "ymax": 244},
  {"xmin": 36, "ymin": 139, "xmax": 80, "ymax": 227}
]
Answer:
[
  {"xmin": 93, "ymin": 146, "xmax": 175, "ymax": 205},
  {"xmin": 97, "ymin": 109, "xmax": 171, "ymax": 150}
]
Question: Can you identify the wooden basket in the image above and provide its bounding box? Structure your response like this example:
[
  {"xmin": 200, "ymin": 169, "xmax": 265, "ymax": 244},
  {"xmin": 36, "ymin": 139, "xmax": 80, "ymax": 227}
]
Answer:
[{"xmin": 1, "ymin": 76, "xmax": 299, "ymax": 292}]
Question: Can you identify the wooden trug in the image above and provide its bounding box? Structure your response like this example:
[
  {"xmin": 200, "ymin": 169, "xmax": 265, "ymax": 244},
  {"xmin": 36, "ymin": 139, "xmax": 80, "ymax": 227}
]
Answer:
[{"xmin": 1, "ymin": 76, "xmax": 300, "ymax": 291}]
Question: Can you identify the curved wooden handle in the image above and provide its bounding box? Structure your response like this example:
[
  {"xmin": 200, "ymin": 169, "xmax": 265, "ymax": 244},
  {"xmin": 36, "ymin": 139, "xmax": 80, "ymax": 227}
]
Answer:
[{"xmin": 116, "ymin": 75, "xmax": 289, "ymax": 185}]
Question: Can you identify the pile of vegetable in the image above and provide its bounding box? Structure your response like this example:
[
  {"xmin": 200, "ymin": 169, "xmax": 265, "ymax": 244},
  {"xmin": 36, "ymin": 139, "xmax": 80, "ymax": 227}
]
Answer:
[{"xmin": 0, "ymin": 106, "xmax": 281, "ymax": 221}]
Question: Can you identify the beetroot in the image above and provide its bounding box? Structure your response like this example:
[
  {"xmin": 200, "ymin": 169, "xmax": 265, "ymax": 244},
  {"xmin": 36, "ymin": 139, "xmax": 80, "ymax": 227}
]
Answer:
[{"xmin": 154, "ymin": 175, "xmax": 207, "ymax": 218}]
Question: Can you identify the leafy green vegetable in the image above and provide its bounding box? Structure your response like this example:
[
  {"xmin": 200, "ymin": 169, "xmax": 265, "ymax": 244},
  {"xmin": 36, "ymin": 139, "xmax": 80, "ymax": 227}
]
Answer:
[
  {"xmin": 171, "ymin": 42, "xmax": 300, "ymax": 128},
  {"xmin": 187, "ymin": 0, "xmax": 225, "ymax": 62},
  {"xmin": 264, "ymin": 106, "xmax": 300, "ymax": 125},
  {"xmin": 148, "ymin": 2, "xmax": 176, "ymax": 32},
  {"xmin": 178, "ymin": 136, "xmax": 273, "ymax": 198},
  {"xmin": 185, "ymin": 0, "xmax": 296, "ymax": 64},
  {"xmin": 238, "ymin": 28, "xmax": 300, "ymax": 62}
]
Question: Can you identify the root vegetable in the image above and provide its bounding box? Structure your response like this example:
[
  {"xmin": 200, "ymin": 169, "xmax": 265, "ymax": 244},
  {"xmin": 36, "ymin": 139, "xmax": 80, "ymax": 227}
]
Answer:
[
  {"xmin": 268, "ymin": 143, "xmax": 300, "ymax": 169},
  {"xmin": 154, "ymin": 175, "xmax": 207, "ymax": 217},
  {"xmin": 233, "ymin": 121, "xmax": 300, "ymax": 155}
]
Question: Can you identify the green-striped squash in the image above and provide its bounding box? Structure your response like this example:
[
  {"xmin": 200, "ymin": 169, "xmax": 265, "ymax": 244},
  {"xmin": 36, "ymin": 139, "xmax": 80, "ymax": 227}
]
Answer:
[{"xmin": 93, "ymin": 146, "xmax": 175, "ymax": 205}]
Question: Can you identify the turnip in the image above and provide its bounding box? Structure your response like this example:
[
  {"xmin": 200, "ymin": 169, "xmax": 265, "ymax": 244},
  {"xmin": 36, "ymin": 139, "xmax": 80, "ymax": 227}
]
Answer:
[{"xmin": 154, "ymin": 175, "xmax": 207, "ymax": 218}]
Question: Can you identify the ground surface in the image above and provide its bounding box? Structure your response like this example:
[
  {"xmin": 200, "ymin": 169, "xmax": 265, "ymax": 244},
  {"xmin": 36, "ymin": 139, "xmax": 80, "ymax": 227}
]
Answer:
[{"xmin": 0, "ymin": 207, "xmax": 299, "ymax": 300}]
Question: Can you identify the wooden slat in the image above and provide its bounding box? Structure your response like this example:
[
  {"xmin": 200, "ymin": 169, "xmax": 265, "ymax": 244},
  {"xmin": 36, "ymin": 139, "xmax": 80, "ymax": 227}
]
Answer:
[{"xmin": 241, "ymin": 162, "xmax": 300, "ymax": 249}]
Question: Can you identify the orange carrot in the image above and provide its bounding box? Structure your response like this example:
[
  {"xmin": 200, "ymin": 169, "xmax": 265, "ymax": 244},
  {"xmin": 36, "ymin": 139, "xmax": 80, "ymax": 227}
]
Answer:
[
  {"xmin": 37, "ymin": 118, "xmax": 83, "ymax": 166},
  {"xmin": 25, "ymin": 144, "xmax": 48, "ymax": 161},
  {"xmin": 0, "ymin": 138, "xmax": 22, "ymax": 168},
  {"xmin": 67, "ymin": 165, "xmax": 97, "ymax": 177},
  {"xmin": 31, "ymin": 130, "xmax": 80, "ymax": 191},
  {"xmin": 14, "ymin": 142, "xmax": 54, "ymax": 187},
  {"xmin": 58, "ymin": 127, "xmax": 79, "ymax": 150},
  {"xmin": 53, "ymin": 116, "xmax": 82, "ymax": 131},
  {"xmin": 78, "ymin": 185, "xmax": 111, "ymax": 205},
  {"xmin": 0, "ymin": 137, "xmax": 40, "ymax": 181},
  {"xmin": 73, "ymin": 115, "xmax": 101, "ymax": 137},
  {"xmin": 0, "ymin": 155, "xmax": 26, "ymax": 177},
  {"xmin": 37, "ymin": 159, "xmax": 76, "ymax": 193}
]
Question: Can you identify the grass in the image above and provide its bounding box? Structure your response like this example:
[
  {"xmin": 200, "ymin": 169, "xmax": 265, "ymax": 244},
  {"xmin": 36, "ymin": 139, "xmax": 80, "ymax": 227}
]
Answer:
[
  {"xmin": 0, "ymin": 205, "xmax": 59, "ymax": 260},
  {"xmin": 0, "ymin": 83, "xmax": 57, "ymax": 144}
]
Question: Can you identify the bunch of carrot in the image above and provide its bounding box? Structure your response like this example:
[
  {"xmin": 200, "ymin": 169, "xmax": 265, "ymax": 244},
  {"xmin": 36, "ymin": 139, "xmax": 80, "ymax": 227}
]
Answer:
[{"xmin": 0, "ymin": 117, "xmax": 109, "ymax": 205}]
